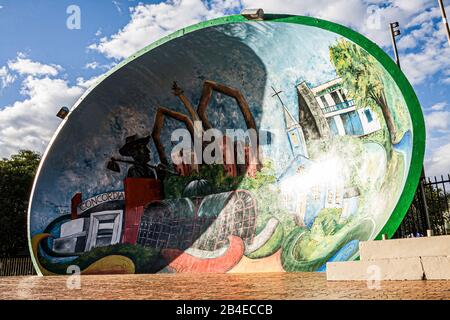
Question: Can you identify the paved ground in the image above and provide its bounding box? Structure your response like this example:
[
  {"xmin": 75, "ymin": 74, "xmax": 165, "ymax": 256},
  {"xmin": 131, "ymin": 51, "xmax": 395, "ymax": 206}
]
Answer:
[{"xmin": 0, "ymin": 272, "xmax": 448, "ymax": 300}]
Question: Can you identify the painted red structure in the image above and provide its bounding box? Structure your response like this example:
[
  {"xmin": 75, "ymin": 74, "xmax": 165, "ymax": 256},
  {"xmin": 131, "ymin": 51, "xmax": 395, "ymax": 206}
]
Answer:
[
  {"xmin": 171, "ymin": 136, "xmax": 259, "ymax": 179},
  {"xmin": 172, "ymin": 150, "xmax": 199, "ymax": 177},
  {"xmin": 122, "ymin": 178, "xmax": 163, "ymax": 244},
  {"xmin": 71, "ymin": 193, "xmax": 82, "ymax": 220}
]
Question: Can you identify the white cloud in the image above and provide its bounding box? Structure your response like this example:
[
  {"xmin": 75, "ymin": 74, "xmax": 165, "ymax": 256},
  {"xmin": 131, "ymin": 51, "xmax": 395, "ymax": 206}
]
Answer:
[
  {"xmin": 424, "ymin": 100, "xmax": 450, "ymax": 175},
  {"xmin": 405, "ymin": 5, "xmax": 440, "ymax": 27},
  {"xmin": 8, "ymin": 54, "xmax": 63, "ymax": 77},
  {"xmin": 0, "ymin": 66, "xmax": 16, "ymax": 90},
  {"xmin": 425, "ymin": 142, "xmax": 450, "ymax": 177},
  {"xmin": 442, "ymin": 67, "xmax": 450, "ymax": 84},
  {"xmin": 242, "ymin": 0, "xmax": 437, "ymax": 47},
  {"xmin": 430, "ymin": 102, "xmax": 447, "ymax": 111},
  {"xmin": 89, "ymin": 0, "xmax": 241, "ymax": 60},
  {"xmin": 391, "ymin": 0, "xmax": 432, "ymax": 12},
  {"xmin": 84, "ymin": 61, "xmax": 115, "ymax": 71},
  {"xmin": 0, "ymin": 76, "xmax": 84, "ymax": 158},
  {"xmin": 76, "ymin": 75, "xmax": 103, "ymax": 89},
  {"xmin": 397, "ymin": 34, "xmax": 419, "ymax": 50},
  {"xmin": 84, "ymin": 61, "xmax": 100, "ymax": 70},
  {"xmin": 400, "ymin": 28, "xmax": 450, "ymax": 84},
  {"xmin": 0, "ymin": 53, "xmax": 106, "ymax": 157},
  {"xmin": 425, "ymin": 111, "xmax": 450, "ymax": 131}
]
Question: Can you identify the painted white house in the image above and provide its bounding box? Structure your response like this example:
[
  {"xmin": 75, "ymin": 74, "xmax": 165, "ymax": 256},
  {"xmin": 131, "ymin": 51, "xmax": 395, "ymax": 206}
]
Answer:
[
  {"xmin": 311, "ymin": 78, "xmax": 382, "ymax": 137},
  {"xmin": 52, "ymin": 209, "xmax": 123, "ymax": 254}
]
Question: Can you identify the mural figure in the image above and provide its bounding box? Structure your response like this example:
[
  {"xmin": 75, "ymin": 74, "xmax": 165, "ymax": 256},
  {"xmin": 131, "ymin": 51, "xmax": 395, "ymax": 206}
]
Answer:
[
  {"xmin": 121, "ymin": 134, "xmax": 157, "ymax": 178},
  {"xmin": 107, "ymin": 134, "xmax": 169, "ymax": 181}
]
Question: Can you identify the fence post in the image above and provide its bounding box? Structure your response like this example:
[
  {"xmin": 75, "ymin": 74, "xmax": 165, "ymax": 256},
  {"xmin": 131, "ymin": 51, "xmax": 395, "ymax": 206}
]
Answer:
[{"xmin": 419, "ymin": 168, "xmax": 431, "ymax": 231}]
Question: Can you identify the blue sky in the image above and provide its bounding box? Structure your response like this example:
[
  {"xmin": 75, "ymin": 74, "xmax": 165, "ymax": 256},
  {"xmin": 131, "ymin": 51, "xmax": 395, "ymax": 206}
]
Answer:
[
  {"xmin": 0, "ymin": 0, "xmax": 132, "ymax": 106},
  {"xmin": 0, "ymin": 0, "xmax": 449, "ymax": 176}
]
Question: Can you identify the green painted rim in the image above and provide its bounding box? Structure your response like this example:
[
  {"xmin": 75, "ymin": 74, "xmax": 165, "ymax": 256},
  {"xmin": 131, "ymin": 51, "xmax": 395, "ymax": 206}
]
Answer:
[{"xmin": 28, "ymin": 13, "xmax": 425, "ymax": 274}]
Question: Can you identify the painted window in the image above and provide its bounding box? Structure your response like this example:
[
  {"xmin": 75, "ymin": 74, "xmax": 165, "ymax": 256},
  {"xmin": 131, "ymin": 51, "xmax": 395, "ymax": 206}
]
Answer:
[
  {"xmin": 288, "ymin": 129, "xmax": 307, "ymax": 157},
  {"xmin": 320, "ymin": 96, "xmax": 329, "ymax": 108},
  {"xmin": 339, "ymin": 89, "xmax": 348, "ymax": 102},
  {"xmin": 289, "ymin": 130, "xmax": 299, "ymax": 145},
  {"xmin": 330, "ymin": 91, "xmax": 342, "ymax": 105},
  {"xmin": 85, "ymin": 210, "xmax": 123, "ymax": 251},
  {"xmin": 364, "ymin": 109, "xmax": 374, "ymax": 123}
]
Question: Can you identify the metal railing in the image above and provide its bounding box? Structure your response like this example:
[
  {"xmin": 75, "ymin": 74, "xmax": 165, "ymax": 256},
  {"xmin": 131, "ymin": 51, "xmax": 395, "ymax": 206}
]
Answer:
[
  {"xmin": 395, "ymin": 174, "xmax": 450, "ymax": 238},
  {"xmin": 322, "ymin": 100, "xmax": 355, "ymax": 114},
  {"xmin": 0, "ymin": 256, "xmax": 36, "ymax": 277}
]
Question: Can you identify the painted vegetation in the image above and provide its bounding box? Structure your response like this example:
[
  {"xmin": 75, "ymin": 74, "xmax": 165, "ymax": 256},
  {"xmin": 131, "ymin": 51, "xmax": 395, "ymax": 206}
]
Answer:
[{"xmin": 29, "ymin": 22, "xmax": 414, "ymax": 275}]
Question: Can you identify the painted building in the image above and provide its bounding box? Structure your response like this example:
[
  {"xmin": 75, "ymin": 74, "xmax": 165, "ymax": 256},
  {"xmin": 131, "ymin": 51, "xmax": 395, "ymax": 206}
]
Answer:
[
  {"xmin": 311, "ymin": 78, "xmax": 382, "ymax": 137},
  {"xmin": 51, "ymin": 210, "xmax": 124, "ymax": 256},
  {"xmin": 274, "ymin": 89, "xmax": 362, "ymax": 228},
  {"xmin": 51, "ymin": 180, "xmax": 258, "ymax": 255},
  {"xmin": 283, "ymin": 104, "xmax": 309, "ymax": 159},
  {"xmin": 52, "ymin": 192, "xmax": 125, "ymax": 255},
  {"xmin": 272, "ymin": 87, "xmax": 310, "ymax": 160}
]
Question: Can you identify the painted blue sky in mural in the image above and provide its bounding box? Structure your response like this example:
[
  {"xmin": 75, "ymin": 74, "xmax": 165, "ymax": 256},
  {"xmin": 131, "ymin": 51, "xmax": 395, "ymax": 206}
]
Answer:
[{"xmin": 0, "ymin": 0, "xmax": 448, "ymax": 178}]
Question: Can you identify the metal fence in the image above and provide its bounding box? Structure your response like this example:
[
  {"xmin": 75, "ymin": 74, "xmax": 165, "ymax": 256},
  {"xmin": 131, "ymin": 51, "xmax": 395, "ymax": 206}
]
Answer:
[
  {"xmin": 0, "ymin": 256, "xmax": 36, "ymax": 277},
  {"xmin": 394, "ymin": 174, "xmax": 450, "ymax": 238}
]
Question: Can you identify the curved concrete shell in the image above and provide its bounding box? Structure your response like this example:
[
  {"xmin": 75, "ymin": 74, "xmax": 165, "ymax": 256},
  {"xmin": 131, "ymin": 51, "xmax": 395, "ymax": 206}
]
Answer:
[{"xmin": 28, "ymin": 14, "xmax": 425, "ymax": 275}]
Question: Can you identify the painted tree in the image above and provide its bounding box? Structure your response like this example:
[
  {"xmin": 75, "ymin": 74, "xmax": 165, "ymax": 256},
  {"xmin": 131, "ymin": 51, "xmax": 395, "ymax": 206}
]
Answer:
[
  {"xmin": 330, "ymin": 39, "xmax": 397, "ymax": 143},
  {"xmin": 0, "ymin": 150, "xmax": 41, "ymax": 257}
]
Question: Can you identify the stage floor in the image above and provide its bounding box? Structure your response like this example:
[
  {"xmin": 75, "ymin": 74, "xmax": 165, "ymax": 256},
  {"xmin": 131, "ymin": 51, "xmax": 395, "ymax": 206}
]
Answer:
[{"xmin": 0, "ymin": 272, "xmax": 449, "ymax": 300}]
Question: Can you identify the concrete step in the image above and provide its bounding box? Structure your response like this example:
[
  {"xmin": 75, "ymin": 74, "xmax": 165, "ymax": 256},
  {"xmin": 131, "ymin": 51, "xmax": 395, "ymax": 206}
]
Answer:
[
  {"xmin": 326, "ymin": 255, "xmax": 450, "ymax": 281},
  {"xmin": 326, "ymin": 257, "xmax": 424, "ymax": 281},
  {"xmin": 421, "ymin": 256, "xmax": 450, "ymax": 280},
  {"xmin": 359, "ymin": 235, "xmax": 450, "ymax": 261}
]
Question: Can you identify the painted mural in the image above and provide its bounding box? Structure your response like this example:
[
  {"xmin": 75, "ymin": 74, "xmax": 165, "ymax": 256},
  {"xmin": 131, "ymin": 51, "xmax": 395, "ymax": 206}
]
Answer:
[{"xmin": 29, "ymin": 17, "xmax": 418, "ymax": 275}]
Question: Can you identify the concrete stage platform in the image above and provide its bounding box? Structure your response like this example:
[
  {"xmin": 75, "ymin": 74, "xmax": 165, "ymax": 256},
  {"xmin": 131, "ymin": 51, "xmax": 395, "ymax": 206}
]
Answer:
[{"xmin": 0, "ymin": 273, "xmax": 448, "ymax": 300}]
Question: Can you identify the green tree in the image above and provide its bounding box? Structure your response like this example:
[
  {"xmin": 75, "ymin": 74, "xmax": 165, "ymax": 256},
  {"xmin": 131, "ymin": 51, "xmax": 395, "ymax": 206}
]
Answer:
[
  {"xmin": 0, "ymin": 150, "xmax": 41, "ymax": 257},
  {"xmin": 330, "ymin": 39, "xmax": 397, "ymax": 143}
]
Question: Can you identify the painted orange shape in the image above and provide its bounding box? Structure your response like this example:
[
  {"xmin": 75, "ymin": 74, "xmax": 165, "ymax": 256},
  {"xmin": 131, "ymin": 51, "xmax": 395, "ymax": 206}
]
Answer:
[
  {"xmin": 162, "ymin": 236, "xmax": 245, "ymax": 273},
  {"xmin": 228, "ymin": 250, "xmax": 285, "ymax": 273}
]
